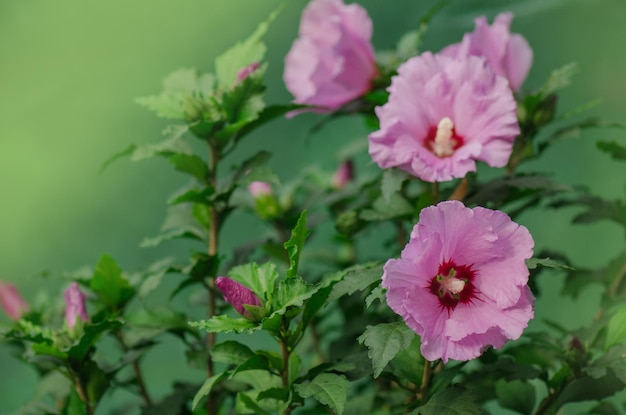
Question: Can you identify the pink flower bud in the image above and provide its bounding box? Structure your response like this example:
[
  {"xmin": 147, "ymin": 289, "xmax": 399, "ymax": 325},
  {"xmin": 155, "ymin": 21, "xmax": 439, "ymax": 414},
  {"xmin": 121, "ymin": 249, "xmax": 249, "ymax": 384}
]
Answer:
[
  {"xmin": 0, "ymin": 281, "xmax": 29, "ymax": 320},
  {"xmin": 236, "ymin": 62, "xmax": 260, "ymax": 83},
  {"xmin": 64, "ymin": 282, "xmax": 88, "ymax": 330},
  {"xmin": 248, "ymin": 181, "xmax": 272, "ymax": 198},
  {"xmin": 332, "ymin": 160, "xmax": 354, "ymax": 189},
  {"xmin": 216, "ymin": 277, "xmax": 261, "ymax": 318}
]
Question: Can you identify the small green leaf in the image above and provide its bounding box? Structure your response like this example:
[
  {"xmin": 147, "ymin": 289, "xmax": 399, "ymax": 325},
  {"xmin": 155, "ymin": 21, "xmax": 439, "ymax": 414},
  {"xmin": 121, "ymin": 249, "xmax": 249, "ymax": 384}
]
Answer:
[
  {"xmin": 495, "ymin": 379, "xmax": 536, "ymax": 415},
  {"xmin": 90, "ymin": 254, "xmax": 134, "ymax": 310},
  {"xmin": 211, "ymin": 340, "xmax": 254, "ymax": 366},
  {"xmin": 284, "ymin": 211, "xmax": 311, "ymax": 279},
  {"xmin": 360, "ymin": 193, "xmax": 413, "ymax": 221},
  {"xmin": 605, "ymin": 306, "xmax": 626, "ymax": 349},
  {"xmin": 414, "ymin": 387, "xmax": 482, "ymax": 415},
  {"xmin": 328, "ymin": 262, "xmax": 383, "ymax": 301},
  {"xmin": 541, "ymin": 62, "xmax": 579, "ymax": 97},
  {"xmin": 597, "ymin": 140, "xmax": 626, "ymax": 161},
  {"xmin": 365, "ymin": 285, "xmax": 386, "ymax": 308},
  {"xmin": 272, "ymin": 277, "xmax": 319, "ymax": 315},
  {"xmin": 168, "ymin": 154, "xmax": 209, "ymax": 183},
  {"xmin": 357, "ymin": 322, "xmax": 416, "ymax": 378},
  {"xmin": 69, "ymin": 320, "xmax": 124, "ymax": 361},
  {"xmin": 294, "ymin": 373, "xmax": 349, "ymax": 414},
  {"xmin": 214, "ymin": 7, "xmax": 280, "ymax": 87},
  {"xmin": 190, "ymin": 315, "xmax": 258, "ymax": 334},
  {"xmin": 525, "ymin": 257, "xmax": 574, "ymax": 271},
  {"xmin": 191, "ymin": 371, "xmax": 229, "ymax": 410},
  {"xmin": 228, "ymin": 262, "xmax": 279, "ymax": 304},
  {"xmin": 381, "ymin": 169, "xmax": 407, "ymax": 204}
]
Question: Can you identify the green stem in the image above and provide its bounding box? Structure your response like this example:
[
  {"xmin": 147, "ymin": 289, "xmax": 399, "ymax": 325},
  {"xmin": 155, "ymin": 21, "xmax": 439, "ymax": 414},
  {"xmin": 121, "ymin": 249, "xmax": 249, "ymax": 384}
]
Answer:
[
  {"xmin": 115, "ymin": 331, "xmax": 153, "ymax": 406},
  {"xmin": 280, "ymin": 319, "xmax": 293, "ymax": 415},
  {"xmin": 432, "ymin": 182, "xmax": 440, "ymax": 204},
  {"xmin": 418, "ymin": 360, "xmax": 434, "ymax": 404},
  {"xmin": 72, "ymin": 372, "xmax": 94, "ymax": 415}
]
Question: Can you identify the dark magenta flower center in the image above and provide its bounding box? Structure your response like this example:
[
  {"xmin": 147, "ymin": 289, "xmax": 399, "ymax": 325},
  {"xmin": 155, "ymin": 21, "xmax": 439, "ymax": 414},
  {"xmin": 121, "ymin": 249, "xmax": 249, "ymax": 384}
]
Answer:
[
  {"xmin": 424, "ymin": 117, "xmax": 464, "ymax": 158},
  {"xmin": 428, "ymin": 260, "xmax": 477, "ymax": 311}
]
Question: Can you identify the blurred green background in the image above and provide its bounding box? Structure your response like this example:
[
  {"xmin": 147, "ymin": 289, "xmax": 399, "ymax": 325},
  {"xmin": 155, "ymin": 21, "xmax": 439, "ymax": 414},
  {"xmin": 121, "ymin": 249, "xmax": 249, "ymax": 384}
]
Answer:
[{"xmin": 1, "ymin": 0, "xmax": 624, "ymax": 413}]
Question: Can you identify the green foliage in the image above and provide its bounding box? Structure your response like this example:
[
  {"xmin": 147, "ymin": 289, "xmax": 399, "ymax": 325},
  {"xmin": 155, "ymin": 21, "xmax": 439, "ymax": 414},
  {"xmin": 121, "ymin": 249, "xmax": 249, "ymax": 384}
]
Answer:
[
  {"xmin": 284, "ymin": 211, "xmax": 311, "ymax": 279},
  {"xmin": 495, "ymin": 379, "xmax": 536, "ymax": 415},
  {"xmin": 413, "ymin": 387, "xmax": 482, "ymax": 415},
  {"xmin": 597, "ymin": 140, "xmax": 626, "ymax": 161},
  {"xmin": 526, "ymin": 257, "xmax": 574, "ymax": 271},
  {"xmin": 357, "ymin": 322, "xmax": 416, "ymax": 378},
  {"xmin": 294, "ymin": 373, "xmax": 350, "ymax": 415},
  {"xmin": 605, "ymin": 306, "xmax": 626, "ymax": 349},
  {"xmin": 328, "ymin": 262, "xmax": 383, "ymax": 301},
  {"xmin": 89, "ymin": 254, "xmax": 134, "ymax": 311}
]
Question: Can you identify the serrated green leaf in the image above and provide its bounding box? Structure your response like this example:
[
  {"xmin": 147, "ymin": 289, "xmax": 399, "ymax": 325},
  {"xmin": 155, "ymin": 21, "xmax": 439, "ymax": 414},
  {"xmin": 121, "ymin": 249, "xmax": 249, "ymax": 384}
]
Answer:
[
  {"xmin": 228, "ymin": 262, "xmax": 279, "ymax": 304},
  {"xmin": 381, "ymin": 169, "xmax": 407, "ymax": 204},
  {"xmin": 597, "ymin": 140, "xmax": 626, "ymax": 161},
  {"xmin": 214, "ymin": 8, "xmax": 280, "ymax": 87},
  {"xmin": 231, "ymin": 354, "xmax": 271, "ymax": 377},
  {"xmin": 525, "ymin": 257, "xmax": 574, "ymax": 271},
  {"xmin": 357, "ymin": 322, "xmax": 416, "ymax": 378},
  {"xmin": 360, "ymin": 193, "xmax": 413, "ymax": 221},
  {"xmin": 189, "ymin": 315, "xmax": 258, "ymax": 334},
  {"xmin": 328, "ymin": 262, "xmax": 383, "ymax": 301},
  {"xmin": 90, "ymin": 254, "xmax": 134, "ymax": 309},
  {"xmin": 585, "ymin": 345, "xmax": 626, "ymax": 384},
  {"xmin": 495, "ymin": 379, "xmax": 536, "ymax": 415},
  {"xmin": 365, "ymin": 285, "xmax": 386, "ymax": 308},
  {"xmin": 294, "ymin": 373, "xmax": 349, "ymax": 414},
  {"xmin": 31, "ymin": 343, "xmax": 68, "ymax": 361},
  {"xmin": 284, "ymin": 211, "xmax": 311, "ymax": 279},
  {"xmin": 415, "ymin": 387, "xmax": 482, "ymax": 415},
  {"xmin": 541, "ymin": 62, "xmax": 579, "ymax": 97},
  {"xmin": 168, "ymin": 154, "xmax": 209, "ymax": 183},
  {"xmin": 191, "ymin": 372, "xmax": 229, "ymax": 410},
  {"xmin": 68, "ymin": 319, "xmax": 124, "ymax": 361},
  {"xmin": 272, "ymin": 277, "xmax": 319, "ymax": 315},
  {"xmin": 605, "ymin": 306, "xmax": 626, "ymax": 349},
  {"xmin": 211, "ymin": 340, "xmax": 254, "ymax": 366}
]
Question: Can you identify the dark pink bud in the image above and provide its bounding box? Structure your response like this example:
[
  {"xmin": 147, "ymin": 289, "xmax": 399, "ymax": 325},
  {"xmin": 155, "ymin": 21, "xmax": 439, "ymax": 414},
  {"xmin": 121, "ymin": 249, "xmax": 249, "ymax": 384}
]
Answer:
[
  {"xmin": 216, "ymin": 277, "xmax": 261, "ymax": 317},
  {"xmin": 332, "ymin": 160, "xmax": 354, "ymax": 188},
  {"xmin": 0, "ymin": 281, "xmax": 29, "ymax": 320},
  {"xmin": 64, "ymin": 282, "xmax": 89, "ymax": 330},
  {"xmin": 236, "ymin": 62, "xmax": 260, "ymax": 83}
]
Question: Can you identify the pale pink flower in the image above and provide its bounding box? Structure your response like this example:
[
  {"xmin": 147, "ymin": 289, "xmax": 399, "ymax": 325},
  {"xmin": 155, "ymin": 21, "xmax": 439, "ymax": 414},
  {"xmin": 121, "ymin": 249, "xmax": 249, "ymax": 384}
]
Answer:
[
  {"xmin": 64, "ymin": 282, "xmax": 89, "ymax": 330},
  {"xmin": 248, "ymin": 181, "xmax": 272, "ymax": 198},
  {"xmin": 369, "ymin": 52, "xmax": 519, "ymax": 182},
  {"xmin": 0, "ymin": 281, "xmax": 29, "ymax": 320},
  {"xmin": 331, "ymin": 160, "xmax": 354, "ymax": 189},
  {"xmin": 216, "ymin": 277, "xmax": 261, "ymax": 318},
  {"xmin": 382, "ymin": 201, "xmax": 534, "ymax": 362},
  {"xmin": 441, "ymin": 12, "xmax": 532, "ymax": 91},
  {"xmin": 236, "ymin": 62, "xmax": 260, "ymax": 83},
  {"xmin": 283, "ymin": 0, "xmax": 378, "ymax": 111}
]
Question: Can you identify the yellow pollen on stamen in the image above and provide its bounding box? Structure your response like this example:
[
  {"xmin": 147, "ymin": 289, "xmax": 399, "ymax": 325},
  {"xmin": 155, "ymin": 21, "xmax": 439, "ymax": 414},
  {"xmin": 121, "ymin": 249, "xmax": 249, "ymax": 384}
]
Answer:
[{"xmin": 433, "ymin": 116, "xmax": 457, "ymax": 157}]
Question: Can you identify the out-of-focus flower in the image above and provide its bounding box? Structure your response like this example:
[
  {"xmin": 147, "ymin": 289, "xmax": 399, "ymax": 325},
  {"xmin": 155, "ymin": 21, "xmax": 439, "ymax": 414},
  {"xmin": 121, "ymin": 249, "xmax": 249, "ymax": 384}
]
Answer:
[
  {"xmin": 331, "ymin": 160, "xmax": 354, "ymax": 189},
  {"xmin": 216, "ymin": 277, "xmax": 261, "ymax": 318},
  {"xmin": 64, "ymin": 282, "xmax": 89, "ymax": 330},
  {"xmin": 283, "ymin": 0, "xmax": 378, "ymax": 111},
  {"xmin": 248, "ymin": 181, "xmax": 280, "ymax": 219},
  {"xmin": 0, "ymin": 281, "xmax": 29, "ymax": 320},
  {"xmin": 236, "ymin": 61, "xmax": 260, "ymax": 83},
  {"xmin": 441, "ymin": 12, "xmax": 532, "ymax": 91},
  {"xmin": 369, "ymin": 52, "xmax": 519, "ymax": 182},
  {"xmin": 248, "ymin": 181, "xmax": 272, "ymax": 198},
  {"xmin": 382, "ymin": 201, "xmax": 534, "ymax": 362}
]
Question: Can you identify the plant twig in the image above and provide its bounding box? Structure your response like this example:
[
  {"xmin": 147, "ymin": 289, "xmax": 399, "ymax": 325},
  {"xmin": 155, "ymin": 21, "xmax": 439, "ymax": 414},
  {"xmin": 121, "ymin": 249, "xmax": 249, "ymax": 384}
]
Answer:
[{"xmin": 115, "ymin": 331, "xmax": 153, "ymax": 406}]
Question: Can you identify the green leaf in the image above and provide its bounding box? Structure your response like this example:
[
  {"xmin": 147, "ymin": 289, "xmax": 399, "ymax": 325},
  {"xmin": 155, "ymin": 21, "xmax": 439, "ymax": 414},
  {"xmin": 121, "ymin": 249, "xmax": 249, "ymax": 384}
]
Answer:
[
  {"xmin": 228, "ymin": 262, "xmax": 279, "ymax": 304},
  {"xmin": 214, "ymin": 7, "xmax": 280, "ymax": 87},
  {"xmin": 605, "ymin": 306, "xmax": 626, "ymax": 349},
  {"xmin": 541, "ymin": 62, "xmax": 579, "ymax": 97},
  {"xmin": 191, "ymin": 371, "xmax": 229, "ymax": 410},
  {"xmin": 294, "ymin": 373, "xmax": 350, "ymax": 414},
  {"xmin": 561, "ymin": 251, "xmax": 626, "ymax": 299},
  {"xmin": 597, "ymin": 140, "xmax": 626, "ymax": 161},
  {"xmin": 328, "ymin": 262, "xmax": 383, "ymax": 301},
  {"xmin": 365, "ymin": 285, "xmax": 386, "ymax": 308},
  {"xmin": 68, "ymin": 319, "xmax": 124, "ymax": 361},
  {"xmin": 381, "ymin": 169, "xmax": 408, "ymax": 204},
  {"xmin": 495, "ymin": 379, "xmax": 536, "ymax": 415},
  {"xmin": 360, "ymin": 193, "xmax": 414, "ymax": 221},
  {"xmin": 525, "ymin": 257, "xmax": 574, "ymax": 271},
  {"xmin": 168, "ymin": 187, "xmax": 214, "ymax": 205},
  {"xmin": 211, "ymin": 340, "xmax": 254, "ymax": 366},
  {"xmin": 231, "ymin": 354, "xmax": 271, "ymax": 377},
  {"xmin": 271, "ymin": 277, "xmax": 319, "ymax": 316},
  {"xmin": 90, "ymin": 254, "xmax": 134, "ymax": 310},
  {"xmin": 357, "ymin": 322, "xmax": 416, "ymax": 378},
  {"xmin": 284, "ymin": 211, "xmax": 311, "ymax": 279},
  {"xmin": 414, "ymin": 387, "xmax": 482, "ymax": 415},
  {"xmin": 189, "ymin": 315, "xmax": 258, "ymax": 334},
  {"xmin": 141, "ymin": 204, "xmax": 206, "ymax": 247},
  {"xmin": 168, "ymin": 154, "xmax": 208, "ymax": 183}
]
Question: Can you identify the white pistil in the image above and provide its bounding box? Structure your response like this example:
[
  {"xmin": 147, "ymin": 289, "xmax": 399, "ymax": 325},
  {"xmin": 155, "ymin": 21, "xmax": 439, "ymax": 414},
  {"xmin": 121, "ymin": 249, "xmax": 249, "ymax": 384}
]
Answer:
[
  {"xmin": 442, "ymin": 276, "xmax": 465, "ymax": 295},
  {"xmin": 432, "ymin": 117, "xmax": 457, "ymax": 157}
]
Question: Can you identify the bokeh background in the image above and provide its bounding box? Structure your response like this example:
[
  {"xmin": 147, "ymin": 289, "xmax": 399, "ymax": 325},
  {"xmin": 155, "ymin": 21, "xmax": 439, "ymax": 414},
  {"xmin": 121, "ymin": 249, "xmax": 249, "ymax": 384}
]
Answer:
[{"xmin": 1, "ymin": 0, "xmax": 624, "ymax": 413}]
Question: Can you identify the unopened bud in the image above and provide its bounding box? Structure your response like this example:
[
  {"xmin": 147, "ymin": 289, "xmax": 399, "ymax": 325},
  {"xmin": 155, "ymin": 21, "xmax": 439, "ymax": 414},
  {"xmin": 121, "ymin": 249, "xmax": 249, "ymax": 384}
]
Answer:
[
  {"xmin": 332, "ymin": 160, "xmax": 354, "ymax": 189},
  {"xmin": 64, "ymin": 282, "xmax": 89, "ymax": 330},
  {"xmin": 0, "ymin": 281, "xmax": 29, "ymax": 320},
  {"xmin": 216, "ymin": 277, "xmax": 261, "ymax": 318},
  {"xmin": 236, "ymin": 62, "xmax": 260, "ymax": 84}
]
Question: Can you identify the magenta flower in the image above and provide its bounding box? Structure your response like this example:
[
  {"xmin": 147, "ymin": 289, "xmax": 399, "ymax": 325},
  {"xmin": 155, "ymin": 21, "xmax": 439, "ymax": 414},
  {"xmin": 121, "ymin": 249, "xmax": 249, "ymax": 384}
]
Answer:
[
  {"xmin": 441, "ymin": 12, "xmax": 532, "ymax": 91},
  {"xmin": 368, "ymin": 52, "xmax": 519, "ymax": 182},
  {"xmin": 64, "ymin": 282, "xmax": 89, "ymax": 330},
  {"xmin": 216, "ymin": 277, "xmax": 261, "ymax": 318},
  {"xmin": 0, "ymin": 281, "xmax": 29, "ymax": 320},
  {"xmin": 331, "ymin": 160, "xmax": 354, "ymax": 189},
  {"xmin": 283, "ymin": 0, "xmax": 378, "ymax": 111},
  {"xmin": 236, "ymin": 61, "xmax": 260, "ymax": 83},
  {"xmin": 382, "ymin": 201, "xmax": 534, "ymax": 362},
  {"xmin": 248, "ymin": 181, "xmax": 272, "ymax": 198}
]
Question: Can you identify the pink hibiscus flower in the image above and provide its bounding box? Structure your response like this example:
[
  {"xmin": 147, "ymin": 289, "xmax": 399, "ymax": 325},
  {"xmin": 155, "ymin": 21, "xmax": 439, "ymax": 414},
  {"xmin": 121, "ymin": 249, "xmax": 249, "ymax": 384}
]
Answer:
[
  {"xmin": 369, "ymin": 52, "xmax": 519, "ymax": 182},
  {"xmin": 382, "ymin": 201, "xmax": 535, "ymax": 362},
  {"xmin": 283, "ymin": 0, "xmax": 378, "ymax": 111},
  {"xmin": 441, "ymin": 12, "xmax": 533, "ymax": 91}
]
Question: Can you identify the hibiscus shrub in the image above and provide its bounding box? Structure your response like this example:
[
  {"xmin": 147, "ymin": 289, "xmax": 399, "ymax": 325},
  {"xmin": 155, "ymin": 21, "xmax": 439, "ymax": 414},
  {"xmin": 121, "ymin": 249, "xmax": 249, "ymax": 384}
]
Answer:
[{"xmin": 2, "ymin": 1, "xmax": 626, "ymax": 415}]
